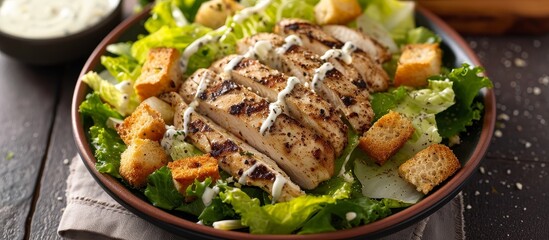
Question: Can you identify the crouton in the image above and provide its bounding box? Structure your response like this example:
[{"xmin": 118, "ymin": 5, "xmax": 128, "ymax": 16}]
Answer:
[
  {"xmin": 398, "ymin": 144, "xmax": 461, "ymax": 194},
  {"xmin": 168, "ymin": 155, "xmax": 220, "ymax": 196},
  {"xmin": 120, "ymin": 138, "xmax": 170, "ymax": 188},
  {"xmin": 359, "ymin": 111, "xmax": 414, "ymax": 165},
  {"xmin": 195, "ymin": 0, "xmax": 243, "ymax": 29},
  {"xmin": 135, "ymin": 48, "xmax": 182, "ymax": 101},
  {"xmin": 116, "ymin": 103, "xmax": 166, "ymax": 145},
  {"xmin": 394, "ymin": 43, "xmax": 442, "ymax": 87},
  {"xmin": 315, "ymin": 0, "xmax": 362, "ymax": 25}
]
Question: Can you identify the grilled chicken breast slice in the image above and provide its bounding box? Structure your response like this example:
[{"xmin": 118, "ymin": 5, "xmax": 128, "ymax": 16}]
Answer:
[
  {"xmin": 179, "ymin": 69, "xmax": 335, "ymax": 189},
  {"xmin": 238, "ymin": 33, "xmax": 374, "ymax": 133},
  {"xmin": 161, "ymin": 92, "xmax": 304, "ymax": 202},
  {"xmin": 275, "ymin": 19, "xmax": 389, "ymax": 92},
  {"xmin": 211, "ymin": 55, "xmax": 347, "ymax": 155},
  {"xmin": 322, "ymin": 25, "xmax": 391, "ymax": 64}
]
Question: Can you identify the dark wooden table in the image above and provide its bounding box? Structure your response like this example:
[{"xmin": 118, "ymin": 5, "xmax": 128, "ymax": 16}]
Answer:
[{"xmin": 1, "ymin": 4, "xmax": 548, "ymax": 240}]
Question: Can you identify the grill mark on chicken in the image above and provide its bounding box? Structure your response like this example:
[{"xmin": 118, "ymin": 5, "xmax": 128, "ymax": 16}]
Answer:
[
  {"xmin": 180, "ymin": 69, "xmax": 335, "ymax": 189},
  {"xmin": 211, "ymin": 55, "xmax": 348, "ymax": 156},
  {"xmin": 209, "ymin": 80, "xmax": 240, "ymax": 100},
  {"xmin": 238, "ymin": 33, "xmax": 374, "ymax": 133},
  {"xmin": 188, "ymin": 119, "xmax": 213, "ymax": 133},
  {"xmin": 210, "ymin": 139, "xmax": 240, "ymax": 157},
  {"xmin": 248, "ymin": 164, "xmax": 276, "ymax": 181},
  {"xmin": 159, "ymin": 92, "xmax": 304, "ymax": 202},
  {"xmin": 276, "ymin": 19, "xmax": 389, "ymax": 93},
  {"xmin": 228, "ymin": 98, "xmax": 270, "ymax": 116}
]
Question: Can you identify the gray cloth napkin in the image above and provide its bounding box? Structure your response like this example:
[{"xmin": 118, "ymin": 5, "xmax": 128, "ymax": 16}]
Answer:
[{"xmin": 58, "ymin": 155, "xmax": 465, "ymax": 239}]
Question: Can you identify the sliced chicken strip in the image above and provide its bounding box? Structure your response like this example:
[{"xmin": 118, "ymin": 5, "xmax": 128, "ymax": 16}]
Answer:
[
  {"xmin": 322, "ymin": 25, "xmax": 391, "ymax": 64},
  {"xmin": 274, "ymin": 19, "xmax": 389, "ymax": 92},
  {"xmin": 211, "ymin": 55, "xmax": 347, "ymax": 156},
  {"xmin": 179, "ymin": 69, "xmax": 335, "ymax": 189},
  {"xmin": 238, "ymin": 33, "xmax": 374, "ymax": 133},
  {"xmin": 160, "ymin": 92, "xmax": 303, "ymax": 202}
]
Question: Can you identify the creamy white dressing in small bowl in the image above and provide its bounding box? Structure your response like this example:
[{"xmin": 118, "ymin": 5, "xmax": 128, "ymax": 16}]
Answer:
[
  {"xmin": 0, "ymin": 0, "xmax": 119, "ymax": 39},
  {"xmin": 0, "ymin": 0, "xmax": 122, "ymax": 65}
]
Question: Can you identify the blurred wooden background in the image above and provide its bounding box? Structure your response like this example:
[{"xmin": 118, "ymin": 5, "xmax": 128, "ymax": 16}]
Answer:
[{"xmin": 417, "ymin": 0, "xmax": 549, "ymax": 34}]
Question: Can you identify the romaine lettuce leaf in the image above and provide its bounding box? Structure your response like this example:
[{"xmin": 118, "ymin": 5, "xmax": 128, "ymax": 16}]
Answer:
[
  {"xmin": 360, "ymin": 0, "xmax": 415, "ymax": 46},
  {"xmin": 80, "ymin": 94, "xmax": 126, "ymax": 178},
  {"xmin": 354, "ymin": 80, "xmax": 455, "ymax": 204},
  {"xmin": 89, "ymin": 126, "xmax": 126, "ymax": 179},
  {"xmin": 82, "ymin": 72, "xmax": 139, "ymax": 116},
  {"xmin": 144, "ymin": 166, "xmax": 184, "ymax": 210},
  {"xmin": 433, "ymin": 64, "xmax": 493, "ymax": 138},
  {"xmin": 79, "ymin": 93, "xmax": 123, "ymax": 127},
  {"xmin": 131, "ymin": 24, "xmax": 212, "ymax": 64},
  {"xmin": 298, "ymin": 197, "xmax": 391, "ymax": 234},
  {"xmin": 406, "ymin": 26, "xmax": 441, "ymax": 44},
  {"xmin": 199, "ymin": 197, "xmax": 237, "ymax": 225},
  {"xmin": 101, "ymin": 55, "xmax": 141, "ymax": 83},
  {"xmin": 220, "ymin": 187, "xmax": 348, "ymax": 234},
  {"xmin": 144, "ymin": 0, "xmax": 209, "ymax": 33},
  {"xmin": 371, "ymin": 86, "xmax": 407, "ymax": 121}
]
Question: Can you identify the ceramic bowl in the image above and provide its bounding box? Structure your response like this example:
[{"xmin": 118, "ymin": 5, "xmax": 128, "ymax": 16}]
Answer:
[{"xmin": 72, "ymin": 6, "xmax": 496, "ymax": 239}]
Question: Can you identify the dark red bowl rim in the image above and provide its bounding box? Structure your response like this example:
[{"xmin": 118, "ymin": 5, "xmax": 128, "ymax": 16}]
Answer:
[{"xmin": 72, "ymin": 5, "xmax": 496, "ymax": 239}]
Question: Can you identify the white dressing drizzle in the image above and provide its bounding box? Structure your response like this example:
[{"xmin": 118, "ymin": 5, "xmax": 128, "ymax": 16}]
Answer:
[
  {"xmin": 276, "ymin": 35, "xmax": 303, "ymax": 55},
  {"xmin": 346, "ymin": 212, "xmax": 357, "ymax": 221},
  {"xmin": 114, "ymin": 80, "xmax": 132, "ymax": 112},
  {"xmin": 311, "ymin": 62, "xmax": 334, "ymax": 92},
  {"xmin": 238, "ymin": 163, "xmax": 259, "ymax": 184},
  {"xmin": 232, "ymin": 0, "xmax": 273, "ymax": 23},
  {"xmin": 259, "ymin": 76, "xmax": 301, "ymax": 135},
  {"xmin": 320, "ymin": 42, "xmax": 357, "ymax": 65},
  {"xmin": 271, "ymin": 174, "xmax": 287, "ymax": 203},
  {"xmin": 179, "ymin": 35, "xmax": 219, "ymax": 73},
  {"xmin": 182, "ymin": 73, "xmax": 211, "ymax": 135},
  {"xmin": 223, "ymin": 56, "xmax": 245, "ymax": 74},
  {"xmin": 161, "ymin": 125, "xmax": 185, "ymax": 152},
  {"xmin": 171, "ymin": 3, "xmax": 188, "ymax": 27},
  {"xmin": 201, "ymin": 186, "xmax": 220, "ymax": 207},
  {"xmin": 223, "ymin": 40, "xmax": 273, "ymax": 73}
]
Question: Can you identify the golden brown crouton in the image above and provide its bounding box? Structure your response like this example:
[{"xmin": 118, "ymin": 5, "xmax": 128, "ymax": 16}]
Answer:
[
  {"xmin": 116, "ymin": 103, "xmax": 166, "ymax": 145},
  {"xmin": 135, "ymin": 48, "xmax": 182, "ymax": 101},
  {"xmin": 359, "ymin": 111, "xmax": 415, "ymax": 165},
  {"xmin": 195, "ymin": 0, "xmax": 243, "ymax": 29},
  {"xmin": 168, "ymin": 155, "xmax": 220, "ymax": 195},
  {"xmin": 398, "ymin": 144, "xmax": 461, "ymax": 194},
  {"xmin": 120, "ymin": 138, "xmax": 170, "ymax": 188},
  {"xmin": 315, "ymin": 0, "xmax": 362, "ymax": 25},
  {"xmin": 394, "ymin": 43, "xmax": 442, "ymax": 87}
]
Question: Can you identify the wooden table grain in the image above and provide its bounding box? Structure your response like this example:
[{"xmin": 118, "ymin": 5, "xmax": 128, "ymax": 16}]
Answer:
[{"xmin": 1, "ymin": 3, "xmax": 548, "ymax": 240}]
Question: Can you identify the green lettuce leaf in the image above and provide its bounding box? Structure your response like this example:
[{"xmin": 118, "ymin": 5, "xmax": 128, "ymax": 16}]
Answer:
[
  {"xmin": 199, "ymin": 197, "xmax": 237, "ymax": 225},
  {"xmin": 220, "ymin": 187, "xmax": 348, "ymax": 234},
  {"xmin": 79, "ymin": 94, "xmax": 126, "ymax": 178},
  {"xmin": 298, "ymin": 197, "xmax": 391, "ymax": 234},
  {"xmin": 406, "ymin": 26, "xmax": 441, "ymax": 44},
  {"xmin": 371, "ymin": 86, "xmax": 407, "ymax": 121},
  {"xmin": 360, "ymin": 0, "xmax": 416, "ymax": 46},
  {"xmin": 131, "ymin": 24, "xmax": 212, "ymax": 64},
  {"xmin": 354, "ymin": 80, "xmax": 455, "ymax": 204},
  {"xmin": 89, "ymin": 126, "xmax": 126, "ymax": 178},
  {"xmin": 106, "ymin": 42, "xmax": 133, "ymax": 57},
  {"xmin": 79, "ymin": 93, "xmax": 123, "ymax": 127},
  {"xmin": 82, "ymin": 72, "xmax": 139, "ymax": 116},
  {"xmin": 145, "ymin": 166, "xmax": 184, "ymax": 209},
  {"xmin": 144, "ymin": 0, "xmax": 209, "ymax": 33},
  {"xmin": 433, "ymin": 64, "xmax": 493, "ymax": 138},
  {"xmin": 101, "ymin": 55, "xmax": 141, "ymax": 83}
]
